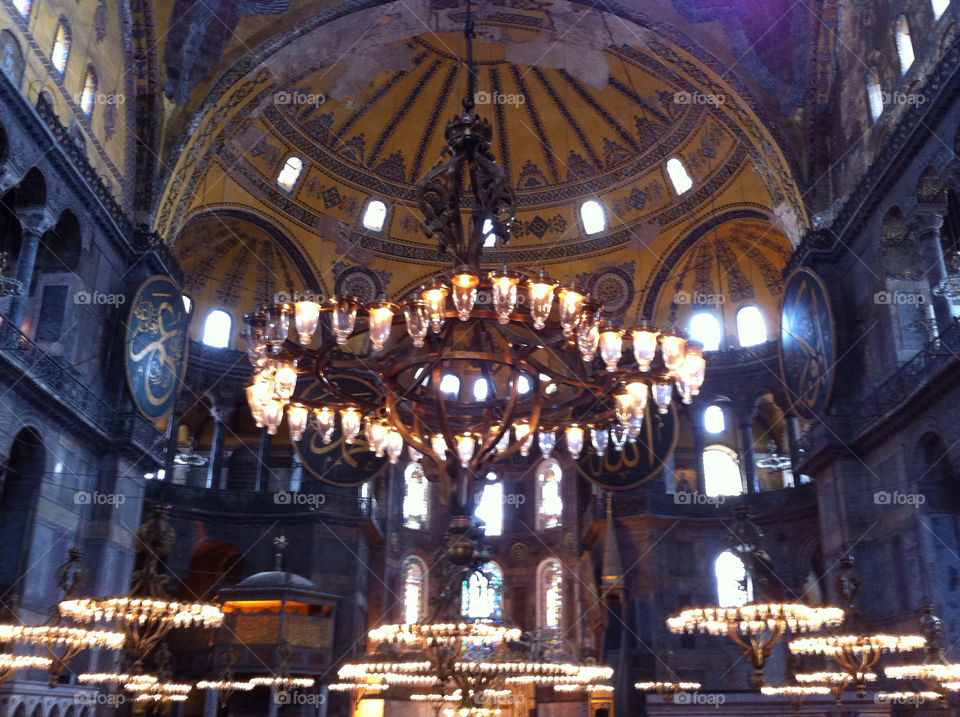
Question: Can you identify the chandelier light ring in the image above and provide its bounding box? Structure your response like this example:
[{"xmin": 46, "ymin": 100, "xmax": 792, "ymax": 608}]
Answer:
[{"xmin": 885, "ymin": 663, "xmax": 960, "ymax": 682}]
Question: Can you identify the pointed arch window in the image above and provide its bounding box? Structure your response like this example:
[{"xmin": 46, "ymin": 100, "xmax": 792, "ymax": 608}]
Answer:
[
  {"xmin": 403, "ymin": 462, "xmax": 428, "ymax": 529},
  {"xmin": 895, "ymin": 16, "xmax": 915, "ymax": 74},
  {"xmin": 12, "ymin": 0, "xmax": 32, "ymax": 18},
  {"xmin": 716, "ymin": 550, "xmax": 753, "ymax": 607},
  {"xmin": 51, "ymin": 22, "xmax": 71, "ymax": 74},
  {"xmin": 276, "ymin": 156, "xmax": 304, "ymax": 192},
  {"xmin": 201, "ymin": 309, "xmax": 232, "ymax": 348},
  {"xmin": 932, "ymin": 0, "xmax": 950, "ymax": 21},
  {"xmin": 462, "ymin": 561, "xmax": 503, "ymax": 619},
  {"xmin": 536, "ymin": 458, "xmax": 563, "ymax": 529},
  {"xmin": 539, "ymin": 560, "xmax": 563, "ymax": 629},
  {"xmin": 80, "ymin": 66, "xmax": 98, "ymax": 116},
  {"xmin": 401, "ymin": 557, "xmax": 426, "ymax": 624},
  {"xmin": 866, "ymin": 68, "xmax": 884, "ymax": 123}
]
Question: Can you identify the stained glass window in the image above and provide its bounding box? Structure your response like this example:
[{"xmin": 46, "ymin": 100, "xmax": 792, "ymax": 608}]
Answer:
[
  {"xmin": 462, "ymin": 561, "xmax": 503, "ymax": 619},
  {"xmin": 403, "ymin": 463, "xmax": 428, "ymax": 529},
  {"xmin": 537, "ymin": 459, "xmax": 563, "ymax": 529},
  {"xmin": 541, "ymin": 560, "xmax": 563, "ymax": 628},
  {"xmin": 716, "ymin": 550, "xmax": 753, "ymax": 607},
  {"xmin": 402, "ymin": 557, "xmax": 426, "ymax": 623}
]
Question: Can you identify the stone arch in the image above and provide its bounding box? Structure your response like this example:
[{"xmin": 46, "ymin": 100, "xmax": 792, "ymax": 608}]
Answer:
[
  {"xmin": 880, "ymin": 205, "xmax": 919, "ymax": 279},
  {"xmin": 15, "ymin": 167, "xmax": 46, "ymax": 209},
  {"xmin": 0, "ymin": 427, "xmax": 44, "ymax": 594},
  {"xmin": 183, "ymin": 541, "xmax": 243, "ymax": 601},
  {"xmin": 29, "ymin": 702, "xmax": 41, "ymax": 717},
  {"xmin": 36, "ymin": 209, "xmax": 83, "ymax": 273},
  {"xmin": 49, "ymin": 705, "xmax": 60, "ymax": 717},
  {"xmin": 917, "ymin": 166, "xmax": 948, "ymax": 207},
  {"xmin": 12, "ymin": 704, "xmax": 25, "ymax": 717},
  {"xmin": 0, "ymin": 30, "xmax": 25, "ymax": 86}
]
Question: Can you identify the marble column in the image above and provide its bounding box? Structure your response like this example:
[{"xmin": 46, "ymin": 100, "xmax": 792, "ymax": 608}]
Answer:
[
  {"xmin": 7, "ymin": 207, "xmax": 55, "ymax": 329},
  {"xmin": 786, "ymin": 414, "xmax": 802, "ymax": 477},
  {"xmin": 202, "ymin": 688, "xmax": 219, "ymax": 717},
  {"xmin": 691, "ymin": 406, "xmax": 707, "ymax": 494},
  {"xmin": 255, "ymin": 429, "xmax": 272, "ymax": 492},
  {"xmin": 205, "ymin": 406, "xmax": 232, "ymax": 489},
  {"xmin": 740, "ymin": 418, "xmax": 759, "ymax": 494},
  {"xmin": 908, "ymin": 209, "xmax": 953, "ymax": 334}
]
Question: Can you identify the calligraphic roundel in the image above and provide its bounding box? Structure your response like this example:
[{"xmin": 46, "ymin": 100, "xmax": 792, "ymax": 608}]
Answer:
[
  {"xmin": 125, "ymin": 276, "xmax": 188, "ymax": 423},
  {"xmin": 779, "ymin": 267, "xmax": 837, "ymax": 420}
]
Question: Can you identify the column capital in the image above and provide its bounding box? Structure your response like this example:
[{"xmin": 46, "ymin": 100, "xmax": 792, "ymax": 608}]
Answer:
[
  {"xmin": 16, "ymin": 206, "xmax": 57, "ymax": 236},
  {"xmin": 906, "ymin": 205, "xmax": 945, "ymax": 235}
]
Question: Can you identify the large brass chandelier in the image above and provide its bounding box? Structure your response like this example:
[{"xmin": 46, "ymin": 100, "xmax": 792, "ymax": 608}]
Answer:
[{"xmin": 241, "ymin": 1, "xmax": 705, "ymax": 508}]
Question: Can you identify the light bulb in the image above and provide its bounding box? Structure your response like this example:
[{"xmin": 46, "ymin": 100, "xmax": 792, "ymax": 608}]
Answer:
[
  {"xmin": 489, "ymin": 269, "xmax": 520, "ymax": 324},
  {"xmin": 598, "ymin": 327, "xmax": 623, "ymax": 372},
  {"xmin": 451, "ymin": 270, "xmax": 479, "ymax": 321},
  {"xmin": 287, "ymin": 403, "xmax": 309, "ymax": 441},
  {"xmin": 660, "ymin": 332, "xmax": 686, "ymax": 372},
  {"xmin": 590, "ymin": 426, "xmax": 608, "ymax": 457},
  {"xmin": 527, "ymin": 270, "xmax": 557, "ymax": 330},
  {"xmin": 340, "ymin": 407, "xmax": 362, "ymax": 444},
  {"xmin": 538, "ymin": 427, "xmax": 557, "ymax": 458},
  {"xmin": 556, "ymin": 286, "xmax": 586, "ymax": 337},
  {"xmin": 293, "ymin": 300, "xmax": 321, "ymax": 345},
  {"xmin": 367, "ymin": 300, "xmax": 397, "ymax": 352},
  {"xmin": 455, "ymin": 433, "xmax": 476, "ymax": 468},
  {"xmin": 404, "ymin": 299, "xmax": 430, "ymax": 347},
  {"xmin": 314, "ymin": 406, "xmax": 336, "ymax": 444},
  {"xmin": 565, "ymin": 425, "xmax": 584, "ymax": 459},
  {"xmin": 420, "ymin": 281, "xmax": 450, "ymax": 333},
  {"xmin": 329, "ymin": 295, "xmax": 360, "ymax": 344},
  {"xmin": 263, "ymin": 304, "xmax": 292, "ymax": 347},
  {"xmin": 631, "ymin": 326, "xmax": 659, "ymax": 371}
]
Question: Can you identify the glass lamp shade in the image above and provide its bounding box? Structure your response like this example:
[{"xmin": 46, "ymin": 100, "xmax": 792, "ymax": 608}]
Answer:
[
  {"xmin": 527, "ymin": 270, "xmax": 558, "ymax": 330},
  {"xmin": 287, "ymin": 403, "xmax": 309, "ymax": 441},
  {"xmin": 314, "ymin": 406, "xmax": 336, "ymax": 443},
  {"xmin": 660, "ymin": 332, "xmax": 687, "ymax": 372},
  {"xmin": 682, "ymin": 342, "xmax": 706, "ymax": 393},
  {"xmin": 245, "ymin": 385, "xmax": 265, "ymax": 427},
  {"xmin": 243, "ymin": 312, "xmax": 268, "ymax": 365},
  {"xmin": 565, "ymin": 425, "xmax": 585, "ymax": 459},
  {"xmin": 489, "ymin": 269, "xmax": 521, "ymax": 324},
  {"xmin": 364, "ymin": 417, "xmax": 389, "ymax": 457},
  {"xmin": 455, "ymin": 432, "xmax": 477, "ymax": 467},
  {"xmin": 431, "ymin": 433, "xmax": 449, "ymax": 460},
  {"xmin": 420, "ymin": 282, "xmax": 450, "ymax": 333},
  {"xmin": 514, "ymin": 421, "xmax": 534, "ymax": 457},
  {"xmin": 653, "ymin": 382, "xmax": 673, "ymax": 413},
  {"xmin": 385, "ymin": 428, "xmax": 404, "ymax": 464},
  {"xmin": 579, "ymin": 300, "xmax": 603, "ymax": 333},
  {"xmin": 293, "ymin": 301, "xmax": 321, "ymax": 345},
  {"xmin": 451, "ymin": 270, "xmax": 480, "ymax": 321},
  {"xmin": 329, "ymin": 295, "xmax": 360, "ymax": 344},
  {"xmin": 340, "ymin": 407, "xmax": 362, "ymax": 444},
  {"xmin": 367, "ymin": 301, "xmax": 398, "ymax": 352},
  {"xmin": 598, "ymin": 327, "xmax": 624, "ymax": 372},
  {"xmin": 631, "ymin": 326, "xmax": 659, "ymax": 371},
  {"xmin": 556, "ymin": 285, "xmax": 586, "ymax": 337},
  {"xmin": 263, "ymin": 304, "xmax": 292, "ymax": 347},
  {"xmin": 404, "ymin": 299, "xmax": 430, "ymax": 347},
  {"xmin": 538, "ymin": 427, "xmax": 557, "ymax": 458},
  {"xmin": 577, "ymin": 322, "xmax": 600, "ymax": 362},
  {"xmin": 625, "ymin": 381, "xmax": 649, "ymax": 412},
  {"xmin": 274, "ymin": 361, "xmax": 298, "ymax": 402},
  {"xmin": 590, "ymin": 426, "xmax": 609, "ymax": 457},
  {"xmin": 262, "ymin": 400, "xmax": 284, "ymax": 435}
]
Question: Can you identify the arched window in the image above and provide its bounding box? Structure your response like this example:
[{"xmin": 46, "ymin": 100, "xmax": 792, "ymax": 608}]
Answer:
[
  {"xmin": 12, "ymin": 0, "xmax": 32, "ymax": 18},
  {"xmin": 401, "ymin": 557, "xmax": 426, "ymax": 623},
  {"xmin": 736, "ymin": 306, "xmax": 767, "ymax": 347},
  {"xmin": 276, "ymin": 156, "xmax": 303, "ymax": 192},
  {"xmin": 866, "ymin": 68, "xmax": 884, "ymax": 123},
  {"xmin": 482, "ymin": 218, "xmax": 497, "ymax": 248},
  {"xmin": 51, "ymin": 22, "xmax": 71, "ymax": 74},
  {"xmin": 536, "ymin": 458, "xmax": 563, "ymax": 529},
  {"xmin": 539, "ymin": 560, "xmax": 564, "ymax": 629},
  {"xmin": 439, "ymin": 373, "xmax": 460, "ymax": 397},
  {"xmin": 472, "ymin": 377, "xmax": 489, "ymax": 401},
  {"xmin": 932, "ymin": 0, "xmax": 950, "ymax": 21},
  {"xmin": 580, "ymin": 200, "xmax": 606, "ymax": 235},
  {"xmin": 403, "ymin": 463, "xmax": 428, "ymax": 529},
  {"xmin": 689, "ymin": 312, "xmax": 722, "ymax": 351},
  {"xmin": 517, "ymin": 374, "xmax": 532, "ymax": 394},
  {"xmin": 715, "ymin": 550, "xmax": 753, "ymax": 607},
  {"xmin": 475, "ymin": 480, "xmax": 503, "ymax": 536},
  {"xmin": 703, "ymin": 405, "xmax": 725, "ymax": 434},
  {"xmin": 80, "ymin": 66, "xmax": 98, "ymax": 116},
  {"xmin": 666, "ymin": 157, "xmax": 693, "ymax": 194},
  {"xmin": 895, "ymin": 16, "xmax": 915, "ymax": 74},
  {"xmin": 201, "ymin": 309, "xmax": 232, "ymax": 348},
  {"xmin": 362, "ymin": 199, "xmax": 387, "ymax": 231},
  {"xmin": 462, "ymin": 561, "xmax": 503, "ymax": 619},
  {"xmin": 703, "ymin": 445, "xmax": 743, "ymax": 497}
]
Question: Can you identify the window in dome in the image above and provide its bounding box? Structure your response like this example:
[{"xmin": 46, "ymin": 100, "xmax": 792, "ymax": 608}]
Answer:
[
  {"xmin": 201, "ymin": 309, "xmax": 232, "ymax": 348},
  {"xmin": 539, "ymin": 560, "xmax": 563, "ymax": 629},
  {"xmin": 475, "ymin": 481, "xmax": 503, "ymax": 536},
  {"xmin": 473, "ymin": 377, "xmax": 489, "ymax": 401},
  {"xmin": 932, "ymin": 0, "xmax": 950, "ymax": 20},
  {"xmin": 716, "ymin": 550, "xmax": 753, "ymax": 607},
  {"xmin": 580, "ymin": 200, "xmax": 606, "ymax": 235},
  {"xmin": 462, "ymin": 561, "xmax": 503, "ymax": 619},
  {"xmin": 362, "ymin": 199, "xmax": 388, "ymax": 231},
  {"xmin": 537, "ymin": 458, "xmax": 563, "ymax": 529},
  {"xmin": 80, "ymin": 66, "xmax": 98, "ymax": 116},
  {"xmin": 182, "ymin": 295, "xmax": 192, "ymax": 313},
  {"xmin": 401, "ymin": 557, "xmax": 426, "ymax": 623},
  {"xmin": 703, "ymin": 446, "xmax": 743, "ymax": 497},
  {"xmin": 51, "ymin": 22, "xmax": 71, "ymax": 74},
  {"xmin": 689, "ymin": 312, "xmax": 722, "ymax": 352},
  {"xmin": 276, "ymin": 156, "xmax": 304, "ymax": 192},
  {"xmin": 517, "ymin": 374, "xmax": 532, "ymax": 394},
  {"xmin": 703, "ymin": 405, "xmax": 725, "ymax": 434},
  {"xmin": 736, "ymin": 306, "xmax": 767, "ymax": 347},
  {"xmin": 896, "ymin": 16, "xmax": 915, "ymax": 74},
  {"xmin": 403, "ymin": 463, "xmax": 428, "ymax": 529},
  {"xmin": 866, "ymin": 68, "xmax": 884, "ymax": 123},
  {"xmin": 440, "ymin": 374, "xmax": 460, "ymax": 397},
  {"xmin": 12, "ymin": 0, "xmax": 32, "ymax": 17},
  {"xmin": 666, "ymin": 157, "xmax": 693, "ymax": 194}
]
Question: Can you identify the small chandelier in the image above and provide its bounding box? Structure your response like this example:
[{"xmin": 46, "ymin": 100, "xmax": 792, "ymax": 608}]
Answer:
[
  {"xmin": 0, "ymin": 252, "xmax": 22, "ymax": 298},
  {"xmin": 933, "ymin": 251, "xmax": 960, "ymax": 300},
  {"xmin": 755, "ymin": 439, "xmax": 791, "ymax": 472},
  {"xmin": 760, "ymin": 685, "xmax": 831, "ymax": 715}
]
